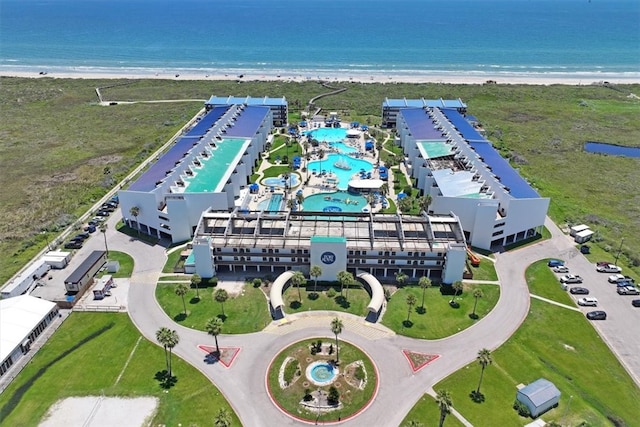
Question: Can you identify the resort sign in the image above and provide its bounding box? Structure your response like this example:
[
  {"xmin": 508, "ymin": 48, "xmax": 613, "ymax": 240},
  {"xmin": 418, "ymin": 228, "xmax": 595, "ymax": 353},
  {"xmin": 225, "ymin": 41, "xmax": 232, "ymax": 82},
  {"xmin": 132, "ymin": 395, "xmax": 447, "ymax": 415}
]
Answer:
[{"xmin": 320, "ymin": 252, "xmax": 336, "ymax": 265}]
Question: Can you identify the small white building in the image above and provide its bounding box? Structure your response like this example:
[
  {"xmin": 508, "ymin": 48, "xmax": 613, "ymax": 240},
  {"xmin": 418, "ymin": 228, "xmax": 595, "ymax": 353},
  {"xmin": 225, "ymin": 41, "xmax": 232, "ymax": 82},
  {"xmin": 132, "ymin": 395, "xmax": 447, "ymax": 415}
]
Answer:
[
  {"xmin": 516, "ymin": 378, "xmax": 561, "ymax": 417},
  {"xmin": 43, "ymin": 250, "xmax": 72, "ymax": 269},
  {"xmin": 1, "ymin": 261, "xmax": 51, "ymax": 299},
  {"xmin": 574, "ymin": 229, "xmax": 594, "ymax": 244},
  {"xmin": 569, "ymin": 224, "xmax": 590, "ymax": 237},
  {"xmin": 0, "ymin": 295, "xmax": 59, "ymax": 377}
]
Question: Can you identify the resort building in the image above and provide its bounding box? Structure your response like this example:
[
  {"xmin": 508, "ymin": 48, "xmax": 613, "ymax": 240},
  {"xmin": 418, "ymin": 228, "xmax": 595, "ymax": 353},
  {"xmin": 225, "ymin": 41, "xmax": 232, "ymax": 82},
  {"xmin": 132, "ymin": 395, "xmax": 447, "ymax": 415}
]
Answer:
[
  {"xmin": 189, "ymin": 209, "xmax": 467, "ymax": 284},
  {"xmin": 205, "ymin": 95, "xmax": 288, "ymax": 127},
  {"xmin": 381, "ymin": 98, "xmax": 467, "ymax": 128},
  {"xmin": 118, "ymin": 102, "xmax": 276, "ymax": 243},
  {"xmin": 394, "ymin": 105, "xmax": 549, "ymax": 250}
]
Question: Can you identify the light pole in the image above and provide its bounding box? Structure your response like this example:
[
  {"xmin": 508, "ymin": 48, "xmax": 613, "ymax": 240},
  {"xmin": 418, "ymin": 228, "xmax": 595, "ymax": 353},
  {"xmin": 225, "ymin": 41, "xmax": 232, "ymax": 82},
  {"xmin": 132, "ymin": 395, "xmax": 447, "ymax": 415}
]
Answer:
[{"xmin": 614, "ymin": 237, "xmax": 625, "ymax": 266}]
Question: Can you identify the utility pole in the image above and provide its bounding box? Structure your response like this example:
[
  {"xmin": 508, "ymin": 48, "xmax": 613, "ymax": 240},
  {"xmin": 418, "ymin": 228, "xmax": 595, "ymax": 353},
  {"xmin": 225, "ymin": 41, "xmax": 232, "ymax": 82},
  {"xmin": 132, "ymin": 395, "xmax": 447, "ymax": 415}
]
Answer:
[{"xmin": 614, "ymin": 237, "xmax": 625, "ymax": 266}]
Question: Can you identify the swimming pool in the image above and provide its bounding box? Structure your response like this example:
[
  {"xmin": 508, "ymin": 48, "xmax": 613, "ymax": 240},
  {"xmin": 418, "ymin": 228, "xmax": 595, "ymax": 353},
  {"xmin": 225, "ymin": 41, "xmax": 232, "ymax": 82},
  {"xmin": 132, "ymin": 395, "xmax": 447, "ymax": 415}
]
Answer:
[
  {"xmin": 184, "ymin": 138, "xmax": 247, "ymax": 192},
  {"xmin": 257, "ymin": 193, "xmax": 284, "ymax": 212},
  {"xmin": 261, "ymin": 174, "xmax": 300, "ymax": 188},
  {"xmin": 308, "ymin": 154, "xmax": 373, "ymax": 190},
  {"xmin": 304, "ymin": 127, "xmax": 347, "ymax": 143},
  {"xmin": 329, "ymin": 141, "xmax": 359, "ymax": 154},
  {"xmin": 303, "ymin": 191, "xmax": 367, "ymax": 213}
]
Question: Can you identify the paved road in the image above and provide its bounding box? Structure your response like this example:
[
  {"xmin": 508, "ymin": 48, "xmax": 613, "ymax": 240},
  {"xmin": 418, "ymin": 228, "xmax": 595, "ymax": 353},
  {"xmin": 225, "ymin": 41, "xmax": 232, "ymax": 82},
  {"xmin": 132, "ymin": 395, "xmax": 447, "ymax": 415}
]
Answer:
[{"xmin": 80, "ymin": 213, "xmax": 639, "ymax": 426}]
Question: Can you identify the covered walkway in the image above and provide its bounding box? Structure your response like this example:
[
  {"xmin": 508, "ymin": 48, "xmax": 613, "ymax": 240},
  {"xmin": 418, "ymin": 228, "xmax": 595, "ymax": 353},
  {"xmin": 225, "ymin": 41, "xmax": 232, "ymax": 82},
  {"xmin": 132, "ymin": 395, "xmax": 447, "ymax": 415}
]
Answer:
[
  {"xmin": 268, "ymin": 270, "xmax": 294, "ymax": 319},
  {"xmin": 356, "ymin": 270, "xmax": 385, "ymax": 323}
]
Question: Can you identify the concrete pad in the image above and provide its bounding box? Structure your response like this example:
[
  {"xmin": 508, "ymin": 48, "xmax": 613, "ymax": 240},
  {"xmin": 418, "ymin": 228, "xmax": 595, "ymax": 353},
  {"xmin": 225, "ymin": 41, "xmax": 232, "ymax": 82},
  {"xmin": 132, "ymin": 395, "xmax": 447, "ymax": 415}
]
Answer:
[{"xmin": 40, "ymin": 396, "xmax": 158, "ymax": 427}]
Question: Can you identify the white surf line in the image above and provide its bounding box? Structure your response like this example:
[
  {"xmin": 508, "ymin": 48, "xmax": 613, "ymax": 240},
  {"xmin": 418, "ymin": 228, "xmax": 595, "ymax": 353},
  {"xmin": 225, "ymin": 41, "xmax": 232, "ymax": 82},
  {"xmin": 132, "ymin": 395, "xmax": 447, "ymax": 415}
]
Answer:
[{"xmin": 114, "ymin": 336, "xmax": 143, "ymax": 386}]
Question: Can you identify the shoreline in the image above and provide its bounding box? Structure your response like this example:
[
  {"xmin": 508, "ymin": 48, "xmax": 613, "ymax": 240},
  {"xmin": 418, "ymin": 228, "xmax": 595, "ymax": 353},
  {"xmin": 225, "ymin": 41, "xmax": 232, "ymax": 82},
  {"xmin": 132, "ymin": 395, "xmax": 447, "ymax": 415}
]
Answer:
[{"xmin": 2, "ymin": 68, "xmax": 640, "ymax": 86}]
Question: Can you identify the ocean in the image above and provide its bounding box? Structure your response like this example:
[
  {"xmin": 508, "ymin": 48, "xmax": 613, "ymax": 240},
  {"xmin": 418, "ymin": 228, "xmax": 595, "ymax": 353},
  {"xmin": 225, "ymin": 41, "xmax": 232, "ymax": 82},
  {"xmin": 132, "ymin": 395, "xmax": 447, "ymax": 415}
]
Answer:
[{"xmin": 1, "ymin": 0, "xmax": 639, "ymax": 80}]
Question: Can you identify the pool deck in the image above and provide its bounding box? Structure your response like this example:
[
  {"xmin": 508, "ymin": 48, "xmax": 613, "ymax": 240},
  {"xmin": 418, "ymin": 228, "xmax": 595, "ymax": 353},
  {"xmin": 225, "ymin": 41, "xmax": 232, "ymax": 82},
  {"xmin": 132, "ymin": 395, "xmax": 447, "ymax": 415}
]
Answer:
[{"xmin": 246, "ymin": 126, "xmax": 393, "ymax": 212}]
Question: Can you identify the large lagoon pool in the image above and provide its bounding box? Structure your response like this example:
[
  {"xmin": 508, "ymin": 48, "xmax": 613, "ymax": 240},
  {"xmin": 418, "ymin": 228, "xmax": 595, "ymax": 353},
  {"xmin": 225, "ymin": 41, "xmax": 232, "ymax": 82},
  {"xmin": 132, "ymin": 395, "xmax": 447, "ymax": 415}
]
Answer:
[
  {"xmin": 308, "ymin": 154, "xmax": 373, "ymax": 190},
  {"xmin": 261, "ymin": 174, "xmax": 300, "ymax": 188},
  {"xmin": 303, "ymin": 191, "xmax": 367, "ymax": 213},
  {"xmin": 329, "ymin": 141, "xmax": 359, "ymax": 154},
  {"xmin": 304, "ymin": 127, "xmax": 347, "ymax": 143}
]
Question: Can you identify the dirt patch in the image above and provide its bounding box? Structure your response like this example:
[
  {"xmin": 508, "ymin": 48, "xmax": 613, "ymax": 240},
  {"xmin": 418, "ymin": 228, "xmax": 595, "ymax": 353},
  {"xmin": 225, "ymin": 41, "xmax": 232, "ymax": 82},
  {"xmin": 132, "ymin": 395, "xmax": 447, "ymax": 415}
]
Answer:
[
  {"xmin": 39, "ymin": 396, "xmax": 158, "ymax": 427},
  {"xmin": 87, "ymin": 155, "xmax": 123, "ymax": 166},
  {"xmin": 38, "ymin": 173, "xmax": 78, "ymax": 184}
]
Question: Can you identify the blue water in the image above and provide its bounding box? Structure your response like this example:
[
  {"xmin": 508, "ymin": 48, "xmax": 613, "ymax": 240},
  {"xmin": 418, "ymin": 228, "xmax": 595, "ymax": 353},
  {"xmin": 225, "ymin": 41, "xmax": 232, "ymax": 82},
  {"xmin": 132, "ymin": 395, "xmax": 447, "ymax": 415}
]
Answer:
[
  {"xmin": 262, "ymin": 174, "xmax": 300, "ymax": 188},
  {"xmin": 1, "ymin": 0, "xmax": 639, "ymax": 78},
  {"xmin": 584, "ymin": 142, "xmax": 640, "ymax": 158},
  {"xmin": 308, "ymin": 154, "xmax": 373, "ymax": 190},
  {"xmin": 304, "ymin": 191, "xmax": 367, "ymax": 213},
  {"xmin": 305, "ymin": 128, "xmax": 347, "ymax": 143},
  {"xmin": 257, "ymin": 193, "xmax": 284, "ymax": 212}
]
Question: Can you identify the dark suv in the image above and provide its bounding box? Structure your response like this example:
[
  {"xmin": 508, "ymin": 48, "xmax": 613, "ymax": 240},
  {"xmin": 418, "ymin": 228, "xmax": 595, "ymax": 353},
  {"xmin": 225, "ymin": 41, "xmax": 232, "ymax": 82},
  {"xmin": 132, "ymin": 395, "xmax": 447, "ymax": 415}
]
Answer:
[
  {"xmin": 586, "ymin": 311, "xmax": 607, "ymax": 320},
  {"xmin": 64, "ymin": 241, "xmax": 83, "ymax": 249}
]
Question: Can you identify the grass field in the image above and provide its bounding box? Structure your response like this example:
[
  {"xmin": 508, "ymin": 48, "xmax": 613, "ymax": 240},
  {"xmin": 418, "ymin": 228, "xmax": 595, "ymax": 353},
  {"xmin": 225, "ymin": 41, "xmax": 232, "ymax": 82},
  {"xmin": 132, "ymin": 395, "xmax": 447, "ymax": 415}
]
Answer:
[
  {"xmin": 381, "ymin": 284, "xmax": 500, "ymax": 339},
  {"xmin": 155, "ymin": 281, "xmax": 272, "ymax": 334},
  {"xmin": 427, "ymin": 261, "xmax": 640, "ymax": 426},
  {"xmin": 1, "ymin": 78, "xmax": 639, "ymax": 283},
  {"xmin": 282, "ymin": 285, "xmax": 370, "ymax": 317},
  {"xmin": 0, "ymin": 312, "xmax": 239, "ymax": 426},
  {"xmin": 401, "ymin": 394, "xmax": 465, "ymax": 427}
]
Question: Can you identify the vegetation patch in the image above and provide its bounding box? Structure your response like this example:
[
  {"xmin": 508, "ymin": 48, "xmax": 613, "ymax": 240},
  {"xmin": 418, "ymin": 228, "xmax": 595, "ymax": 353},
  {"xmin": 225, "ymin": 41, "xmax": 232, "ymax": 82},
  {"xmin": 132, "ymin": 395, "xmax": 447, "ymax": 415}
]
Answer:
[{"xmin": 267, "ymin": 338, "xmax": 377, "ymax": 423}]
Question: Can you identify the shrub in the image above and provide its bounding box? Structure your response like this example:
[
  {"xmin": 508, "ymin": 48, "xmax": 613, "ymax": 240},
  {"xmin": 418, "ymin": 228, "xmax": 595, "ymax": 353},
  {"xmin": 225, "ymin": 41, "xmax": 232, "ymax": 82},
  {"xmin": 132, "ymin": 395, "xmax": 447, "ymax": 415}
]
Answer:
[
  {"xmin": 328, "ymin": 386, "xmax": 340, "ymax": 405},
  {"xmin": 303, "ymin": 388, "xmax": 313, "ymax": 402},
  {"xmin": 283, "ymin": 359, "xmax": 299, "ymax": 385},
  {"xmin": 253, "ymin": 278, "xmax": 262, "ymax": 288},
  {"xmin": 326, "ymin": 288, "xmax": 336, "ymax": 298},
  {"xmin": 354, "ymin": 365, "xmax": 365, "ymax": 381},
  {"xmin": 513, "ymin": 400, "xmax": 531, "ymax": 418}
]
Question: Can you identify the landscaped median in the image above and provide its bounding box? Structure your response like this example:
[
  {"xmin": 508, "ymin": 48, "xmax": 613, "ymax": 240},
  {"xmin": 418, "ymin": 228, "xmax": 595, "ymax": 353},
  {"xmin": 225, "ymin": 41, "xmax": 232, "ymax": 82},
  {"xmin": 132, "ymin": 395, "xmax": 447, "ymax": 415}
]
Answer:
[
  {"xmin": 0, "ymin": 313, "xmax": 239, "ymax": 426},
  {"xmin": 404, "ymin": 260, "xmax": 640, "ymax": 426}
]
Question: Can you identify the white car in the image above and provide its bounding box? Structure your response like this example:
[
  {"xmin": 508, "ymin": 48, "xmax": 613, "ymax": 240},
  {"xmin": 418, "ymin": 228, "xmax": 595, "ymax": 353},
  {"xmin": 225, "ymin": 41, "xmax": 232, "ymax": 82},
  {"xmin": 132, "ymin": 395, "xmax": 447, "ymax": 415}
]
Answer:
[
  {"xmin": 596, "ymin": 264, "xmax": 622, "ymax": 273},
  {"xmin": 608, "ymin": 274, "xmax": 626, "ymax": 283},
  {"xmin": 553, "ymin": 266, "xmax": 569, "ymax": 273},
  {"xmin": 577, "ymin": 297, "xmax": 598, "ymax": 307},
  {"xmin": 560, "ymin": 274, "xmax": 583, "ymax": 284}
]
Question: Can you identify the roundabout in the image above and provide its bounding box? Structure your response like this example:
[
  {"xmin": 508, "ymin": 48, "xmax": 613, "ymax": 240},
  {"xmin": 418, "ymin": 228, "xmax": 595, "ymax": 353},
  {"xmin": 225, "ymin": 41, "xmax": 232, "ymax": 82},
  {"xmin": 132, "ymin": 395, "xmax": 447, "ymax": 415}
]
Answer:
[{"xmin": 266, "ymin": 338, "xmax": 378, "ymax": 423}]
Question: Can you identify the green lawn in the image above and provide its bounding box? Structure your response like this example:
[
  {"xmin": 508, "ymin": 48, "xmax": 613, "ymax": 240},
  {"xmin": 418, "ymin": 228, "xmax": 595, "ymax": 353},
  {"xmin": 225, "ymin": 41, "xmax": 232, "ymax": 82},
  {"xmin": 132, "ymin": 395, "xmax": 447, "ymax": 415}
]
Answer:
[
  {"xmin": 155, "ymin": 281, "xmax": 272, "ymax": 334},
  {"xmin": 432, "ymin": 266, "xmax": 640, "ymax": 426},
  {"xmin": 526, "ymin": 260, "xmax": 576, "ymax": 303},
  {"xmin": 266, "ymin": 338, "xmax": 377, "ymax": 423},
  {"xmin": 468, "ymin": 259, "xmax": 499, "ymax": 282},
  {"xmin": 282, "ymin": 285, "xmax": 370, "ymax": 317},
  {"xmin": 381, "ymin": 284, "xmax": 500, "ymax": 339},
  {"xmin": 100, "ymin": 250, "xmax": 134, "ymax": 278},
  {"xmin": 162, "ymin": 249, "xmax": 184, "ymax": 273},
  {"xmin": 401, "ymin": 394, "xmax": 465, "ymax": 427},
  {"xmin": 0, "ymin": 313, "xmax": 238, "ymax": 426}
]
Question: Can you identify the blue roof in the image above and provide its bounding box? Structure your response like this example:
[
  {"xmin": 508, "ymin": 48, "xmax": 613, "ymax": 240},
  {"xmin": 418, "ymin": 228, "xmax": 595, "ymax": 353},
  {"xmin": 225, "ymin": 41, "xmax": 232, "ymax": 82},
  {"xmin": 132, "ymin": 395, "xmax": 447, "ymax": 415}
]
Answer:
[
  {"xmin": 128, "ymin": 106, "xmax": 228, "ymax": 192},
  {"xmin": 383, "ymin": 98, "xmax": 467, "ymax": 109},
  {"xmin": 470, "ymin": 141, "xmax": 539, "ymax": 199},
  {"xmin": 399, "ymin": 109, "xmax": 445, "ymax": 140},
  {"xmin": 206, "ymin": 95, "xmax": 287, "ymax": 106},
  {"xmin": 223, "ymin": 106, "xmax": 270, "ymax": 137},
  {"xmin": 440, "ymin": 108, "xmax": 484, "ymax": 141}
]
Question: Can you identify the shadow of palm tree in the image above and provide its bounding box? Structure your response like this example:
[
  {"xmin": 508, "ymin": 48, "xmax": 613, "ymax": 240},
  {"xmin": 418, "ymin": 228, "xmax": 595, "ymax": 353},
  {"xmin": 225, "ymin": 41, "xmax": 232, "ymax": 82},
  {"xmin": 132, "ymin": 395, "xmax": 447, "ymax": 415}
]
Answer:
[
  {"xmin": 154, "ymin": 370, "xmax": 177, "ymax": 389},
  {"xmin": 204, "ymin": 351, "xmax": 221, "ymax": 365},
  {"xmin": 290, "ymin": 301, "xmax": 302, "ymax": 309},
  {"xmin": 416, "ymin": 307, "xmax": 426, "ymax": 315},
  {"xmin": 174, "ymin": 313, "xmax": 187, "ymax": 322},
  {"xmin": 468, "ymin": 313, "xmax": 479, "ymax": 319},
  {"xmin": 469, "ymin": 390, "xmax": 485, "ymax": 403},
  {"xmin": 402, "ymin": 320, "xmax": 414, "ymax": 328},
  {"xmin": 334, "ymin": 296, "xmax": 350, "ymax": 309},
  {"xmin": 216, "ymin": 314, "xmax": 227, "ymax": 322},
  {"xmin": 189, "ymin": 297, "xmax": 201, "ymax": 304}
]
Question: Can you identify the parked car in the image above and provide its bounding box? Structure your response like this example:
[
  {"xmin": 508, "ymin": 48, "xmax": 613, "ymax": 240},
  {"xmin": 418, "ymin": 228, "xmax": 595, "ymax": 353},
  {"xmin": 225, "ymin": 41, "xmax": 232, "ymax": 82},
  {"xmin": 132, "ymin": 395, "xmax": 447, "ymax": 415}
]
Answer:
[
  {"xmin": 95, "ymin": 210, "xmax": 110, "ymax": 217},
  {"xmin": 577, "ymin": 297, "xmax": 598, "ymax": 307},
  {"xmin": 608, "ymin": 274, "xmax": 626, "ymax": 283},
  {"xmin": 570, "ymin": 287, "xmax": 590, "ymax": 295},
  {"xmin": 73, "ymin": 232, "xmax": 90, "ymax": 240},
  {"xmin": 91, "ymin": 216, "xmax": 106, "ymax": 223},
  {"xmin": 586, "ymin": 310, "xmax": 607, "ymax": 320},
  {"xmin": 84, "ymin": 225, "xmax": 97, "ymax": 233},
  {"xmin": 548, "ymin": 259, "xmax": 565, "ymax": 267},
  {"xmin": 560, "ymin": 274, "xmax": 583, "ymax": 284},
  {"xmin": 617, "ymin": 286, "xmax": 640, "ymax": 295},
  {"xmin": 616, "ymin": 280, "xmax": 635, "ymax": 287},
  {"xmin": 552, "ymin": 266, "xmax": 569, "ymax": 273},
  {"xmin": 64, "ymin": 241, "xmax": 83, "ymax": 249},
  {"xmin": 596, "ymin": 261, "xmax": 610, "ymax": 266},
  {"xmin": 632, "ymin": 299, "xmax": 640, "ymax": 307},
  {"xmin": 596, "ymin": 264, "xmax": 622, "ymax": 273},
  {"xmin": 100, "ymin": 205, "xmax": 115, "ymax": 212}
]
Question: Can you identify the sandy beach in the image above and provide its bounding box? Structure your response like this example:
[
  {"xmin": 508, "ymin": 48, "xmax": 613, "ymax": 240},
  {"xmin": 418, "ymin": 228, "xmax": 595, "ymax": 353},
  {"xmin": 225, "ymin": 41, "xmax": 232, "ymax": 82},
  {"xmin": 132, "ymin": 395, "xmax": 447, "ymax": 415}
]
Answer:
[{"xmin": 2, "ymin": 68, "xmax": 639, "ymax": 86}]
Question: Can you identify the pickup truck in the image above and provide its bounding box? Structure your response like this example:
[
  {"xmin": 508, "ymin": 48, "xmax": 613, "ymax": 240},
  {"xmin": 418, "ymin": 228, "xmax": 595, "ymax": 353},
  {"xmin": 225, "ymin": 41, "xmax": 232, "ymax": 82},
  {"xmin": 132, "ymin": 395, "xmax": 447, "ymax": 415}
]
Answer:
[
  {"xmin": 617, "ymin": 286, "xmax": 640, "ymax": 295},
  {"xmin": 560, "ymin": 275, "xmax": 583, "ymax": 284},
  {"xmin": 596, "ymin": 264, "xmax": 622, "ymax": 273}
]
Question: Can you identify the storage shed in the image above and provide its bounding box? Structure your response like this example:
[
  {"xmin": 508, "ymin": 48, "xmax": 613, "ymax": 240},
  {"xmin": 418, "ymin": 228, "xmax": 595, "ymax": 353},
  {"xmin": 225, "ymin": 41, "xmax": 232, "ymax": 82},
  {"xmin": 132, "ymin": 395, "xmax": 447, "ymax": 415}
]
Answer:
[
  {"xmin": 1, "ymin": 261, "xmax": 51, "ymax": 299},
  {"xmin": 92, "ymin": 275, "xmax": 113, "ymax": 300},
  {"xmin": 574, "ymin": 229, "xmax": 594, "ymax": 244},
  {"xmin": 516, "ymin": 378, "xmax": 561, "ymax": 417},
  {"xmin": 569, "ymin": 224, "xmax": 590, "ymax": 237},
  {"xmin": 43, "ymin": 250, "xmax": 72, "ymax": 269}
]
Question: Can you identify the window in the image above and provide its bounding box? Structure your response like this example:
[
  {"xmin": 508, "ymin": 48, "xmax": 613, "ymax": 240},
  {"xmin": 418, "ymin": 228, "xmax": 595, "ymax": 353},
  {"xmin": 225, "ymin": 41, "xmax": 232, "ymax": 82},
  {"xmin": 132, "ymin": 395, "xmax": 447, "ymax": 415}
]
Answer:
[{"xmin": 492, "ymin": 230, "xmax": 504, "ymax": 237}]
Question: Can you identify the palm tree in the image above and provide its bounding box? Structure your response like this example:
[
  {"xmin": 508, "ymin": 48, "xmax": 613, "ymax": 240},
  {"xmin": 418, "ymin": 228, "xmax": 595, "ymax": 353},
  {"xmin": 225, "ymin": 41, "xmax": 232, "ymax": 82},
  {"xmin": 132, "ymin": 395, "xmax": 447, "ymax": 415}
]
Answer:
[
  {"xmin": 290, "ymin": 271, "xmax": 306, "ymax": 301},
  {"xmin": 214, "ymin": 407, "xmax": 232, "ymax": 427},
  {"xmin": 404, "ymin": 421, "xmax": 423, "ymax": 427},
  {"xmin": 165, "ymin": 329, "xmax": 179, "ymax": 378},
  {"xmin": 129, "ymin": 206, "xmax": 140, "ymax": 235},
  {"xmin": 418, "ymin": 276, "xmax": 431, "ymax": 311},
  {"xmin": 337, "ymin": 270, "xmax": 353, "ymax": 298},
  {"xmin": 175, "ymin": 283, "xmax": 188, "ymax": 315},
  {"xmin": 395, "ymin": 270, "xmax": 408, "ymax": 287},
  {"xmin": 205, "ymin": 317, "xmax": 224, "ymax": 355},
  {"xmin": 317, "ymin": 148, "xmax": 325, "ymax": 173},
  {"xmin": 450, "ymin": 281, "xmax": 463, "ymax": 304},
  {"xmin": 375, "ymin": 140, "xmax": 383, "ymax": 163},
  {"xmin": 99, "ymin": 223, "xmax": 109, "ymax": 256},
  {"xmin": 472, "ymin": 288, "xmax": 484, "ymax": 317},
  {"xmin": 295, "ymin": 191, "xmax": 304, "ymax": 207},
  {"xmin": 380, "ymin": 182, "xmax": 389, "ymax": 196},
  {"xmin": 330, "ymin": 317, "xmax": 343, "ymax": 365},
  {"xmin": 310, "ymin": 265, "xmax": 322, "ymax": 294},
  {"xmin": 191, "ymin": 274, "xmax": 202, "ymax": 300},
  {"xmin": 214, "ymin": 288, "xmax": 229, "ymax": 317},
  {"xmin": 155, "ymin": 327, "xmax": 172, "ymax": 376},
  {"xmin": 419, "ymin": 194, "xmax": 433, "ymax": 214},
  {"xmin": 476, "ymin": 348, "xmax": 492, "ymax": 394},
  {"xmin": 435, "ymin": 389, "xmax": 453, "ymax": 427},
  {"xmin": 406, "ymin": 293, "xmax": 417, "ymax": 322}
]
